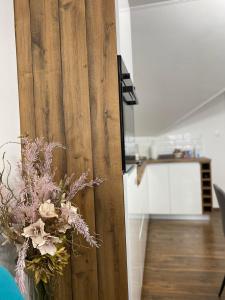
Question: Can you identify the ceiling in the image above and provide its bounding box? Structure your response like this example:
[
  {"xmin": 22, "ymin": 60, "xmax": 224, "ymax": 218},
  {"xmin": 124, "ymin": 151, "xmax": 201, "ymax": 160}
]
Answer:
[{"xmin": 131, "ymin": 0, "xmax": 225, "ymax": 136}]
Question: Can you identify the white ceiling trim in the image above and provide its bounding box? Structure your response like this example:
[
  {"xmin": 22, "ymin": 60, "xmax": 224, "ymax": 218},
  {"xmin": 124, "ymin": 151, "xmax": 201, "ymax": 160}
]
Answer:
[
  {"xmin": 130, "ymin": 0, "xmax": 201, "ymax": 11},
  {"xmin": 160, "ymin": 86, "xmax": 225, "ymax": 134}
]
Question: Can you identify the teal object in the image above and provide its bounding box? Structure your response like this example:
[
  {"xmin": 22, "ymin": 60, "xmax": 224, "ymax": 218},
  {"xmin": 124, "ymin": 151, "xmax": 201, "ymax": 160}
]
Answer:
[{"xmin": 0, "ymin": 267, "xmax": 24, "ymax": 300}]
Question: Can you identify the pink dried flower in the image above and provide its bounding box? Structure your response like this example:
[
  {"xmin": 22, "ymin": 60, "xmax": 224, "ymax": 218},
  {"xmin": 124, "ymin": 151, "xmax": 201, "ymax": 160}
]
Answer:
[
  {"xmin": 0, "ymin": 184, "xmax": 12, "ymax": 205},
  {"xmin": 64, "ymin": 173, "xmax": 75, "ymax": 187},
  {"xmin": 67, "ymin": 173, "xmax": 103, "ymax": 201},
  {"xmin": 33, "ymin": 173, "xmax": 60, "ymax": 202},
  {"xmin": 15, "ymin": 239, "xmax": 29, "ymax": 294},
  {"xmin": 61, "ymin": 201, "xmax": 98, "ymax": 247},
  {"xmin": 42, "ymin": 142, "xmax": 64, "ymax": 174},
  {"xmin": 21, "ymin": 137, "xmax": 40, "ymax": 176},
  {"xmin": 71, "ymin": 213, "xmax": 98, "ymax": 247}
]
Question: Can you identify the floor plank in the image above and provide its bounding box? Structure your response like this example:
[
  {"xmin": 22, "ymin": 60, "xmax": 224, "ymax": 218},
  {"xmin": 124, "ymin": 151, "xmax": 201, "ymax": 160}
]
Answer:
[{"xmin": 142, "ymin": 211, "xmax": 225, "ymax": 299}]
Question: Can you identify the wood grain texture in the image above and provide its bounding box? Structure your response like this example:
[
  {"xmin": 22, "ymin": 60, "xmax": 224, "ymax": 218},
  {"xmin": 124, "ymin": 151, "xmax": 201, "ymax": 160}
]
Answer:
[
  {"xmin": 85, "ymin": 1, "xmax": 129, "ymax": 299},
  {"xmin": 58, "ymin": 0, "xmax": 98, "ymax": 299},
  {"xmin": 146, "ymin": 157, "xmax": 211, "ymax": 164},
  {"xmin": 29, "ymin": 0, "xmax": 67, "ymax": 178},
  {"xmin": 14, "ymin": 0, "xmax": 128, "ymax": 299},
  {"xmin": 14, "ymin": 0, "xmax": 36, "ymax": 139},
  {"xmin": 142, "ymin": 211, "xmax": 225, "ymax": 299},
  {"xmin": 14, "ymin": 1, "xmax": 71, "ymax": 299}
]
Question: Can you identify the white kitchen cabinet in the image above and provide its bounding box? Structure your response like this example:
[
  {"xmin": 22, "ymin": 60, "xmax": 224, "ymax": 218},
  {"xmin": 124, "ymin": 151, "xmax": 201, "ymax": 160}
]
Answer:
[
  {"xmin": 148, "ymin": 164, "xmax": 170, "ymax": 214},
  {"xmin": 126, "ymin": 165, "xmax": 149, "ymax": 215},
  {"xmin": 137, "ymin": 168, "xmax": 149, "ymax": 214},
  {"xmin": 170, "ymin": 163, "xmax": 202, "ymax": 215},
  {"xmin": 123, "ymin": 166, "xmax": 149, "ymax": 300},
  {"xmin": 148, "ymin": 162, "xmax": 202, "ymax": 215},
  {"xmin": 126, "ymin": 166, "xmax": 139, "ymax": 214}
]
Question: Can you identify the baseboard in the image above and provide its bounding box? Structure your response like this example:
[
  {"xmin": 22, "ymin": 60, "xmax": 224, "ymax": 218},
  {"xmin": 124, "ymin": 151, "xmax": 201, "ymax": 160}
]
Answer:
[{"xmin": 149, "ymin": 214, "xmax": 210, "ymax": 221}]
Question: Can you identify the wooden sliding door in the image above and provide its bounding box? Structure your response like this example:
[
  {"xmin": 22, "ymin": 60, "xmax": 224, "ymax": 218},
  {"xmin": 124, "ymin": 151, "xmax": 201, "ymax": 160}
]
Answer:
[{"xmin": 14, "ymin": 0, "xmax": 128, "ymax": 299}]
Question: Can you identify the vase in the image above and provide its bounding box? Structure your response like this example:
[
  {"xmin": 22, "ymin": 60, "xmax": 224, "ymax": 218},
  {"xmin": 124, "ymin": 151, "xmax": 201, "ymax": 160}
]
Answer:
[{"xmin": 27, "ymin": 276, "xmax": 52, "ymax": 300}]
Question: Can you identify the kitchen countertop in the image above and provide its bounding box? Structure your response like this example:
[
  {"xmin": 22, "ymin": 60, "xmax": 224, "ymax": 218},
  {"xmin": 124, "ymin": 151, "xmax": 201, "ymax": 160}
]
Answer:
[
  {"xmin": 146, "ymin": 157, "xmax": 211, "ymax": 164},
  {"xmin": 134, "ymin": 157, "xmax": 211, "ymax": 185}
]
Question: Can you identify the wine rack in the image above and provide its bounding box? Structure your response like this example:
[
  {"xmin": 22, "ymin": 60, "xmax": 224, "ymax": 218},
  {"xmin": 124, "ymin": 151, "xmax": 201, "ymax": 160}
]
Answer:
[{"xmin": 200, "ymin": 160, "xmax": 212, "ymax": 212}]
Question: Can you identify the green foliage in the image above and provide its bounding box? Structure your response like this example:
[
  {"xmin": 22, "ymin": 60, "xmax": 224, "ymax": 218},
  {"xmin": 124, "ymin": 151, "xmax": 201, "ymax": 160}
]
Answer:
[{"xmin": 26, "ymin": 247, "xmax": 70, "ymax": 285}]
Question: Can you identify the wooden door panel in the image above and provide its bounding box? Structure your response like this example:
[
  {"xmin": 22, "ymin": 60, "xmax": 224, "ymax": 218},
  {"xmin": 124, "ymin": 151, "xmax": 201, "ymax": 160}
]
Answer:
[{"xmin": 14, "ymin": 0, "xmax": 128, "ymax": 299}]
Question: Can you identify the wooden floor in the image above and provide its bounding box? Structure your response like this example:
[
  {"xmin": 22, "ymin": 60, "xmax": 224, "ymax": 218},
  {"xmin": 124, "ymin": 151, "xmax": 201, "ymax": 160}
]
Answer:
[{"xmin": 142, "ymin": 211, "xmax": 225, "ymax": 300}]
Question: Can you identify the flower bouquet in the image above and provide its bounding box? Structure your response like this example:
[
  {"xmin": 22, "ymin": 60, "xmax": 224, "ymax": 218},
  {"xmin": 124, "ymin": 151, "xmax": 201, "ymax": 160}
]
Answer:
[{"xmin": 0, "ymin": 138, "xmax": 102, "ymax": 297}]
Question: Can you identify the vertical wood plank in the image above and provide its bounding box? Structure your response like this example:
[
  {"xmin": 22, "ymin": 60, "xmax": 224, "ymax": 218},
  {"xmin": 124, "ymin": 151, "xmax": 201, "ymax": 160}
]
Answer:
[
  {"xmin": 85, "ymin": 0, "xmax": 129, "ymax": 299},
  {"xmin": 15, "ymin": 1, "xmax": 72, "ymax": 299},
  {"xmin": 58, "ymin": 0, "xmax": 98, "ymax": 299},
  {"xmin": 29, "ymin": 0, "xmax": 66, "ymax": 177},
  {"xmin": 14, "ymin": 0, "xmax": 36, "ymax": 139},
  {"xmin": 29, "ymin": 1, "xmax": 71, "ymax": 299}
]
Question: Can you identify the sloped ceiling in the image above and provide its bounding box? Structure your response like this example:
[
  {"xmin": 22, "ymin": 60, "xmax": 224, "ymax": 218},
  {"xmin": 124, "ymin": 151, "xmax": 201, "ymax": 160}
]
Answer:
[{"xmin": 131, "ymin": 0, "xmax": 225, "ymax": 136}]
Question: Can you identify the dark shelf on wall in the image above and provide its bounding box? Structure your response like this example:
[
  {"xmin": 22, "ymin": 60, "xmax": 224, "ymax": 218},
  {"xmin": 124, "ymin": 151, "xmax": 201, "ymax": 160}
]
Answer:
[{"xmin": 200, "ymin": 160, "xmax": 213, "ymax": 213}]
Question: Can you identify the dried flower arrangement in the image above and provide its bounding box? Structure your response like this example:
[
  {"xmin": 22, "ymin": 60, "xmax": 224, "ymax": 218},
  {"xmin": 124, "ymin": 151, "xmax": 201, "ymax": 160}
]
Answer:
[{"xmin": 0, "ymin": 137, "xmax": 102, "ymax": 296}]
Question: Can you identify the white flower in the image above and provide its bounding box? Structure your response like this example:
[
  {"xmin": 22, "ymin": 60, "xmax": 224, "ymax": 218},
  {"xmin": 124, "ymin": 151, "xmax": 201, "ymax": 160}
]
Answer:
[
  {"xmin": 22, "ymin": 218, "xmax": 47, "ymax": 248},
  {"xmin": 37, "ymin": 236, "xmax": 61, "ymax": 256},
  {"xmin": 39, "ymin": 200, "xmax": 58, "ymax": 219},
  {"xmin": 61, "ymin": 202, "xmax": 78, "ymax": 225},
  {"xmin": 22, "ymin": 219, "xmax": 62, "ymax": 256}
]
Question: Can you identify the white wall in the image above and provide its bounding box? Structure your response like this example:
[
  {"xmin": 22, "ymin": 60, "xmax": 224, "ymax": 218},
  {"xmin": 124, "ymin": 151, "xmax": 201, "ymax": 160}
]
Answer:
[
  {"xmin": 131, "ymin": 0, "xmax": 225, "ymax": 135},
  {"xmin": 0, "ymin": 0, "xmax": 20, "ymax": 273},
  {"xmin": 116, "ymin": 0, "xmax": 134, "ymax": 78},
  {"xmin": 0, "ymin": 0, "xmax": 20, "ymax": 171}
]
